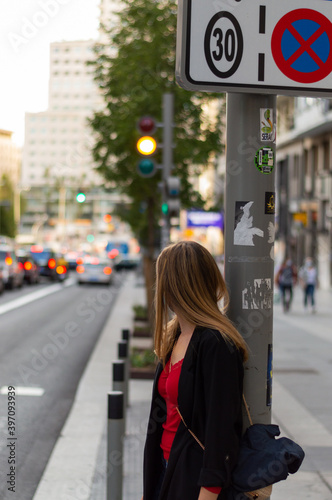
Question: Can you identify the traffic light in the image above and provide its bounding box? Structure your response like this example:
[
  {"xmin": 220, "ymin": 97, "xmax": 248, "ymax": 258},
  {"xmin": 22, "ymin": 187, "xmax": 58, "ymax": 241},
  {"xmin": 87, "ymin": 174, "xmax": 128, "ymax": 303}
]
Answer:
[
  {"xmin": 136, "ymin": 116, "xmax": 157, "ymax": 177},
  {"xmin": 165, "ymin": 176, "xmax": 181, "ymax": 223},
  {"xmin": 76, "ymin": 192, "xmax": 86, "ymax": 203}
]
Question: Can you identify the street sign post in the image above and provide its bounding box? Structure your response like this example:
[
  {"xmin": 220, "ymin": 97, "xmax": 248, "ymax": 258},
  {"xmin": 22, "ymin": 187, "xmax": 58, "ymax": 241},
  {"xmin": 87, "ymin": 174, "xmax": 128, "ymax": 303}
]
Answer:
[{"xmin": 176, "ymin": 0, "xmax": 332, "ymax": 96}]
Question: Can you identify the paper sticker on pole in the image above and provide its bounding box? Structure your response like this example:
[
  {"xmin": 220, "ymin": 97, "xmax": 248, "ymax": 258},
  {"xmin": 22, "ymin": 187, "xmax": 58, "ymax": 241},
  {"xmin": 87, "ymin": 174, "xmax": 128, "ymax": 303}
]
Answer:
[
  {"xmin": 271, "ymin": 9, "xmax": 332, "ymax": 83},
  {"xmin": 204, "ymin": 11, "xmax": 243, "ymax": 78}
]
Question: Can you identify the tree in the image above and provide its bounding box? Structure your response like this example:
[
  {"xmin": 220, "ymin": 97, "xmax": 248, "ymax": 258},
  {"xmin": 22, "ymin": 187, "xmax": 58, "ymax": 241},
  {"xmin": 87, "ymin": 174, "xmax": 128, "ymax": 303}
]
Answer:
[
  {"xmin": 89, "ymin": 0, "xmax": 224, "ymax": 318},
  {"xmin": 0, "ymin": 175, "xmax": 16, "ymax": 238}
]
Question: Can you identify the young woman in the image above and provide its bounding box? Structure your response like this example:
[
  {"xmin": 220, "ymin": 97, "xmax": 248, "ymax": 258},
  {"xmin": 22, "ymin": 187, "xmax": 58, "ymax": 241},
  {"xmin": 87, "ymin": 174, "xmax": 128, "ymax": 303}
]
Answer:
[{"xmin": 142, "ymin": 241, "xmax": 248, "ymax": 500}]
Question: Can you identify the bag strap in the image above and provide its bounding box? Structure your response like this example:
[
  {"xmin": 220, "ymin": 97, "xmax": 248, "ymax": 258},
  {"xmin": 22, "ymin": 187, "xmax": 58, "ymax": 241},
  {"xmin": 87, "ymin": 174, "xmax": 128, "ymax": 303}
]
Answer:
[
  {"xmin": 176, "ymin": 407, "xmax": 205, "ymax": 450},
  {"xmin": 242, "ymin": 394, "xmax": 253, "ymax": 426},
  {"xmin": 176, "ymin": 394, "xmax": 253, "ymax": 449}
]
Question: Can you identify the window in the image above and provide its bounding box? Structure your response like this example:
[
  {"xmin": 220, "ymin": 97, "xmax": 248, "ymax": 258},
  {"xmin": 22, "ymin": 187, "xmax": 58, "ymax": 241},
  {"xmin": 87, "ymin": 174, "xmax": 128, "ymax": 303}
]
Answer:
[{"xmin": 323, "ymin": 141, "xmax": 330, "ymax": 172}]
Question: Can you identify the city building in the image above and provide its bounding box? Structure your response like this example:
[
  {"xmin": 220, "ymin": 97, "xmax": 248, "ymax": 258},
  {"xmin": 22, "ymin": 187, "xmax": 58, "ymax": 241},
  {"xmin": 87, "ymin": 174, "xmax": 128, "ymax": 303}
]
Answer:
[
  {"xmin": 0, "ymin": 129, "xmax": 21, "ymax": 187},
  {"xmin": 215, "ymin": 96, "xmax": 332, "ymax": 290},
  {"xmin": 276, "ymin": 97, "xmax": 332, "ymax": 289},
  {"xmin": 0, "ymin": 129, "xmax": 21, "ymax": 226},
  {"xmin": 22, "ymin": 39, "xmax": 101, "ymax": 188},
  {"xmin": 21, "ymin": 0, "xmax": 128, "ymax": 242}
]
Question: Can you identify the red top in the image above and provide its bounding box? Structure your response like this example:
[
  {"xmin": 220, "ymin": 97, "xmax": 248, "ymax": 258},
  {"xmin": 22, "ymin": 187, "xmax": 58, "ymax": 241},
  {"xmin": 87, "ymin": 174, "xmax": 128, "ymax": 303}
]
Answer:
[{"xmin": 158, "ymin": 358, "xmax": 222, "ymax": 495}]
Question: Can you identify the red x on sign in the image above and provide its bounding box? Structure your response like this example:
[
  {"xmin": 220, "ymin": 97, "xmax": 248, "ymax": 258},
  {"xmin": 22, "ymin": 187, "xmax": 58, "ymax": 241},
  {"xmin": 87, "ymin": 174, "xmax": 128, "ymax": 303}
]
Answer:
[{"xmin": 271, "ymin": 9, "xmax": 332, "ymax": 83}]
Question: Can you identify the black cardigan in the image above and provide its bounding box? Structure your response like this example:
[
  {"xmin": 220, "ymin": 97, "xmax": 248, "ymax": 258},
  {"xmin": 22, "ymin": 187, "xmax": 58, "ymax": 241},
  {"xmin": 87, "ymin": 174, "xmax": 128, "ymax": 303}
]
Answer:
[{"xmin": 143, "ymin": 326, "xmax": 244, "ymax": 500}]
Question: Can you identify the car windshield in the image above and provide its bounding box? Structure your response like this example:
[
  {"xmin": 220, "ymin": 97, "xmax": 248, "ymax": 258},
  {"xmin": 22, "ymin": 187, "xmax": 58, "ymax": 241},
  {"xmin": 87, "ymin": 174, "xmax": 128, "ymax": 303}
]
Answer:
[
  {"xmin": 30, "ymin": 251, "xmax": 52, "ymax": 262},
  {"xmin": 84, "ymin": 263, "xmax": 107, "ymax": 269},
  {"xmin": 0, "ymin": 250, "xmax": 9, "ymax": 261}
]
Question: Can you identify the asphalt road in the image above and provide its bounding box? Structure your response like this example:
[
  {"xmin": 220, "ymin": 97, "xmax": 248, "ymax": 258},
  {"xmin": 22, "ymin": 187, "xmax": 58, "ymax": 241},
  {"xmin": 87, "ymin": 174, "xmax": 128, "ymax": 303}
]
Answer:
[{"xmin": 0, "ymin": 273, "xmax": 122, "ymax": 500}]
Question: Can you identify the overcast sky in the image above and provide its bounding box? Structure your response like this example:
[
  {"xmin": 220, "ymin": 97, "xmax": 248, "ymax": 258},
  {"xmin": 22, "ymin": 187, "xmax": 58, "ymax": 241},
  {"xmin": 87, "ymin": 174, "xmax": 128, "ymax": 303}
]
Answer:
[{"xmin": 0, "ymin": 0, "xmax": 101, "ymax": 146}]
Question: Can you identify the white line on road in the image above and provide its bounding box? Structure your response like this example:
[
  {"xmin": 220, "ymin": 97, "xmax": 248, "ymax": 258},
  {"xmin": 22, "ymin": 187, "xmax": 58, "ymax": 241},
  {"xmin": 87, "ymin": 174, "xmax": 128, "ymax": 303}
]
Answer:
[
  {"xmin": 1, "ymin": 386, "xmax": 45, "ymax": 396},
  {"xmin": 0, "ymin": 278, "xmax": 75, "ymax": 317}
]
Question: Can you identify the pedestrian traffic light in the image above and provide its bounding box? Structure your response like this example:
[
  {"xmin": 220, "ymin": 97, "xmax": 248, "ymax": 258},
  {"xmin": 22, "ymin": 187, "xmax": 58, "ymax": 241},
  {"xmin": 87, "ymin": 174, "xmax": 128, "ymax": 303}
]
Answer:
[
  {"xmin": 136, "ymin": 116, "xmax": 158, "ymax": 177},
  {"xmin": 165, "ymin": 176, "xmax": 181, "ymax": 223},
  {"xmin": 76, "ymin": 192, "xmax": 86, "ymax": 203}
]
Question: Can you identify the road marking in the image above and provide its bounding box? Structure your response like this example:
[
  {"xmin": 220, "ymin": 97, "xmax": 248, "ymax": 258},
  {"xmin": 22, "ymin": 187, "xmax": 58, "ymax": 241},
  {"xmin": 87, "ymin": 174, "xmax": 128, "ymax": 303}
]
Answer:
[
  {"xmin": 1, "ymin": 386, "xmax": 45, "ymax": 396},
  {"xmin": 0, "ymin": 278, "xmax": 75, "ymax": 317}
]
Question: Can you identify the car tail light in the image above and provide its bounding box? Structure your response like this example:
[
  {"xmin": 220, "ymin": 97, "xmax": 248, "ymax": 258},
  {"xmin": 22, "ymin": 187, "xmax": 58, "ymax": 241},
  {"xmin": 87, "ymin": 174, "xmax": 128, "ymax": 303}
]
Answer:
[
  {"xmin": 56, "ymin": 265, "xmax": 66, "ymax": 275},
  {"xmin": 108, "ymin": 249, "xmax": 119, "ymax": 259},
  {"xmin": 31, "ymin": 245, "xmax": 43, "ymax": 253},
  {"xmin": 76, "ymin": 265, "xmax": 85, "ymax": 274},
  {"xmin": 24, "ymin": 261, "xmax": 32, "ymax": 271},
  {"xmin": 5, "ymin": 257, "xmax": 13, "ymax": 266},
  {"xmin": 48, "ymin": 258, "xmax": 56, "ymax": 269},
  {"xmin": 103, "ymin": 266, "xmax": 112, "ymax": 275},
  {"xmin": 18, "ymin": 262, "xmax": 24, "ymax": 270},
  {"xmin": 76, "ymin": 257, "xmax": 83, "ymax": 265}
]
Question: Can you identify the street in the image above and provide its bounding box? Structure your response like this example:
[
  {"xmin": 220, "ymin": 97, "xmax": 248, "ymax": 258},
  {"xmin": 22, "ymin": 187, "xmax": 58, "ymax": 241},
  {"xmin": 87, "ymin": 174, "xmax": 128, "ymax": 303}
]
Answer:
[{"xmin": 0, "ymin": 273, "xmax": 122, "ymax": 500}]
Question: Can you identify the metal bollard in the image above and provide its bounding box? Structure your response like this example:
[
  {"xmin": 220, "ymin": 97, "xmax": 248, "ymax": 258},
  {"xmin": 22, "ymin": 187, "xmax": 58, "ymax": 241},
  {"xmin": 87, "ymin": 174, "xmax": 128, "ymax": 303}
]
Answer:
[
  {"xmin": 112, "ymin": 360, "xmax": 125, "ymax": 393},
  {"xmin": 107, "ymin": 391, "xmax": 124, "ymax": 500},
  {"xmin": 118, "ymin": 340, "xmax": 129, "ymax": 407},
  {"xmin": 121, "ymin": 328, "xmax": 130, "ymax": 343}
]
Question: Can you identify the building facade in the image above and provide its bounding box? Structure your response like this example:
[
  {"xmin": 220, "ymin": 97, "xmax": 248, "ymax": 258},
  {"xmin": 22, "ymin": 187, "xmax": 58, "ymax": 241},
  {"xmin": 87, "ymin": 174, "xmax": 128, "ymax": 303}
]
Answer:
[
  {"xmin": 21, "ymin": 0, "xmax": 125, "ymax": 239},
  {"xmin": 277, "ymin": 97, "xmax": 332, "ymax": 289},
  {"xmin": 0, "ymin": 129, "xmax": 21, "ymax": 187},
  {"xmin": 22, "ymin": 39, "xmax": 101, "ymax": 189}
]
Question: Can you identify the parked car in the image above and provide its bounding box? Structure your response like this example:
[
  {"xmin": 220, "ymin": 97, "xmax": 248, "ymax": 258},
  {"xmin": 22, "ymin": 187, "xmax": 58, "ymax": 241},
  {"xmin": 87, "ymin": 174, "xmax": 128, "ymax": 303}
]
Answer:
[
  {"xmin": 16, "ymin": 250, "xmax": 40, "ymax": 284},
  {"xmin": 64, "ymin": 251, "xmax": 84, "ymax": 270},
  {"xmin": 76, "ymin": 256, "xmax": 113, "ymax": 285},
  {"xmin": 30, "ymin": 246, "xmax": 68, "ymax": 281},
  {"xmin": 0, "ymin": 267, "xmax": 4, "ymax": 295},
  {"xmin": 0, "ymin": 245, "xmax": 24, "ymax": 289},
  {"xmin": 114, "ymin": 254, "xmax": 141, "ymax": 271}
]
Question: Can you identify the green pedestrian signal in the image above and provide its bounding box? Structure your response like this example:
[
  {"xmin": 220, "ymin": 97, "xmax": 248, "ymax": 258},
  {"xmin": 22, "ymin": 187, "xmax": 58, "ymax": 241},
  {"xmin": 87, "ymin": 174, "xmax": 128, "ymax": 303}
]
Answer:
[
  {"xmin": 161, "ymin": 203, "xmax": 169, "ymax": 215},
  {"xmin": 76, "ymin": 192, "xmax": 86, "ymax": 203}
]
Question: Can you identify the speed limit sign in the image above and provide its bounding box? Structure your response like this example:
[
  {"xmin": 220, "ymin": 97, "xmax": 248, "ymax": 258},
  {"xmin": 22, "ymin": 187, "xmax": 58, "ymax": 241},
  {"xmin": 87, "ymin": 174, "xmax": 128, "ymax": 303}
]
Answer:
[
  {"xmin": 204, "ymin": 12, "xmax": 243, "ymax": 79},
  {"xmin": 176, "ymin": 0, "xmax": 332, "ymax": 96}
]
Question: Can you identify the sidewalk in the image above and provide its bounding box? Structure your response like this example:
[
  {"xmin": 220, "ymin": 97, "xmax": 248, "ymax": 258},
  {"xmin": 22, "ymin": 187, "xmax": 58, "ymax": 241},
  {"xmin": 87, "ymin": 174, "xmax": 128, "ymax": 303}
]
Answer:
[{"xmin": 33, "ymin": 276, "xmax": 332, "ymax": 500}]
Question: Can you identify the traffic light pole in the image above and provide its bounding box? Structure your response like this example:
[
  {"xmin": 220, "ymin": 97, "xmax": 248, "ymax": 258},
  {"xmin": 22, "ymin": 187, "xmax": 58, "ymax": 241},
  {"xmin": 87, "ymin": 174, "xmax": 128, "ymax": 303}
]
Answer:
[
  {"xmin": 224, "ymin": 93, "xmax": 276, "ymax": 430},
  {"xmin": 161, "ymin": 93, "xmax": 174, "ymax": 249}
]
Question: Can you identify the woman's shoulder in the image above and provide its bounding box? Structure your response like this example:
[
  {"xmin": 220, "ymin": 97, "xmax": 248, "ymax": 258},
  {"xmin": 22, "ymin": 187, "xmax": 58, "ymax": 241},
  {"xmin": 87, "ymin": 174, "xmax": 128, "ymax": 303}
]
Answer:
[{"xmin": 196, "ymin": 327, "xmax": 239, "ymax": 356}]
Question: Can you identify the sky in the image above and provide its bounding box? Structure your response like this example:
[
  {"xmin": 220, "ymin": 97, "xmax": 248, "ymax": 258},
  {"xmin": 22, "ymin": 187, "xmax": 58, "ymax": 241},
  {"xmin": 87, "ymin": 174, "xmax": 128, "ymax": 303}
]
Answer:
[{"xmin": 0, "ymin": 0, "xmax": 101, "ymax": 147}]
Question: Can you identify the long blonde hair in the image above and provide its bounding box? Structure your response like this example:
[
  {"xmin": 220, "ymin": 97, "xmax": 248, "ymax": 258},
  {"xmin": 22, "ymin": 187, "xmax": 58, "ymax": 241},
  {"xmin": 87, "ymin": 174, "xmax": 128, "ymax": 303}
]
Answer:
[{"xmin": 154, "ymin": 241, "xmax": 248, "ymax": 363}]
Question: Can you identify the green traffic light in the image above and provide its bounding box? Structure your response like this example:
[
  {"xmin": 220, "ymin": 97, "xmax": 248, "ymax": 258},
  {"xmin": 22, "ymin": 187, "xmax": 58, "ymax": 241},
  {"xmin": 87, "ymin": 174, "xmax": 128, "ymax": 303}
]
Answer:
[
  {"xmin": 76, "ymin": 193, "xmax": 86, "ymax": 203},
  {"xmin": 137, "ymin": 158, "xmax": 156, "ymax": 178},
  {"xmin": 161, "ymin": 203, "xmax": 168, "ymax": 214}
]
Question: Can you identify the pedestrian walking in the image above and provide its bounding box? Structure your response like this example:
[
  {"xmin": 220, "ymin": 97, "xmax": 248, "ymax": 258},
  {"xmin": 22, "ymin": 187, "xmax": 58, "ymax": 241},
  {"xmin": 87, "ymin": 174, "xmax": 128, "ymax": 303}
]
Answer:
[
  {"xmin": 275, "ymin": 259, "xmax": 297, "ymax": 312},
  {"xmin": 141, "ymin": 241, "xmax": 248, "ymax": 500},
  {"xmin": 299, "ymin": 257, "xmax": 318, "ymax": 313}
]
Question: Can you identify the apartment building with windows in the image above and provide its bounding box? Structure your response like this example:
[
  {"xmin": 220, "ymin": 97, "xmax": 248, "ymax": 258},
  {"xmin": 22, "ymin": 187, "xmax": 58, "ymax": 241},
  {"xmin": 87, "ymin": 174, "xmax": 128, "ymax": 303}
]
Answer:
[
  {"xmin": 0, "ymin": 129, "xmax": 21, "ymax": 187},
  {"xmin": 276, "ymin": 97, "xmax": 332, "ymax": 289}
]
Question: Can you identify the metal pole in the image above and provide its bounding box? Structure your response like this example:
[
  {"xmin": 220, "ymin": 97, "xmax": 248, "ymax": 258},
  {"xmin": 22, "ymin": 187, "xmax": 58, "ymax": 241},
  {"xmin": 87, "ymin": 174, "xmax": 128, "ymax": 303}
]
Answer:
[
  {"xmin": 224, "ymin": 93, "xmax": 276, "ymax": 429},
  {"xmin": 161, "ymin": 92, "xmax": 174, "ymax": 248},
  {"xmin": 107, "ymin": 391, "xmax": 124, "ymax": 500},
  {"xmin": 118, "ymin": 340, "xmax": 129, "ymax": 407},
  {"xmin": 112, "ymin": 360, "xmax": 126, "ymax": 433}
]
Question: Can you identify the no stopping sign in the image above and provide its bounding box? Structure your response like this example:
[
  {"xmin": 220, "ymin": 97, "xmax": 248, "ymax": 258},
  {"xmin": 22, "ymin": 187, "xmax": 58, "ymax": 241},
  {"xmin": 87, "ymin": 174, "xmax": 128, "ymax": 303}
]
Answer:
[{"xmin": 271, "ymin": 9, "xmax": 332, "ymax": 83}]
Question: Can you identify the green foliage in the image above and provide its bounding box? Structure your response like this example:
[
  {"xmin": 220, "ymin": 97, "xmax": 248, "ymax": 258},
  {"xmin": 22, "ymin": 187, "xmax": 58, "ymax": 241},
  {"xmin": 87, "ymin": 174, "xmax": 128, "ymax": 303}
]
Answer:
[
  {"xmin": 0, "ymin": 175, "xmax": 16, "ymax": 238},
  {"xmin": 133, "ymin": 304, "xmax": 149, "ymax": 319},
  {"xmin": 89, "ymin": 0, "xmax": 223, "ymax": 245},
  {"xmin": 130, "ymin": 347, "xmax": 156, "ymax": 368}
]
